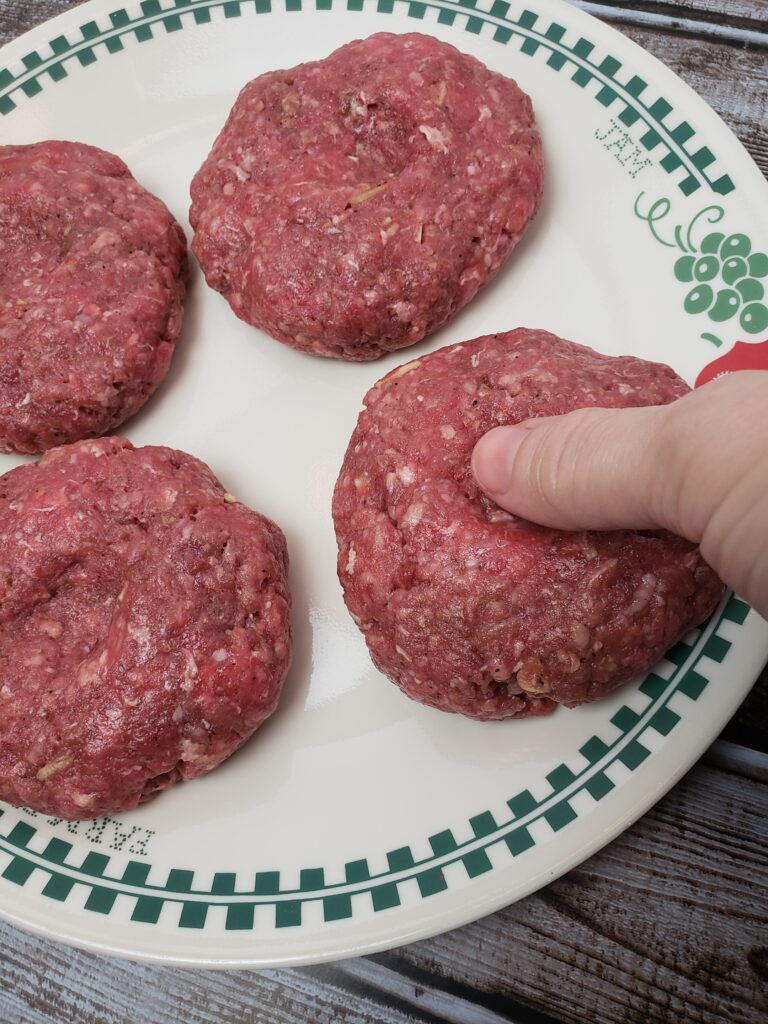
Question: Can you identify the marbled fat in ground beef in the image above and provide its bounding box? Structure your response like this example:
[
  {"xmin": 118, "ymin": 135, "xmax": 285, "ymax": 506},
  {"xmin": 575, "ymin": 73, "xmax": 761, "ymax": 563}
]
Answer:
[
  {"xmin": 333, "ymin": 329, "xmax": 724, "ymax": 720},
  {"xmin": 0, "ymin": 438, "xmax": 291, "ymax": 819},
  {"xmin": 190, "ymin": 33, "xmax": 543, "ymax": 360},
  {"xmin": 0, "ymin": 141, "xmax": 187, "ymax": 453}
]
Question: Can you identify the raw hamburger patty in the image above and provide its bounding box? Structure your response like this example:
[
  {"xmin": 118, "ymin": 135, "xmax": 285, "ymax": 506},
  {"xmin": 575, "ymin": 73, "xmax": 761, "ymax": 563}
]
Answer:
[
  {"xmin": 333, "ymin": 329, "xmax": 723, "ymax": 720},
  {"xmin": 0, "ymin": 141, "xmax": 187, "ymax": 453},
  {"xmin": 190, "ymin": 33, "xmax": 543, "ymax": 360},
  {"xmin": 0, "ymin": 438, "xmax": 291, "ymax": 819}
]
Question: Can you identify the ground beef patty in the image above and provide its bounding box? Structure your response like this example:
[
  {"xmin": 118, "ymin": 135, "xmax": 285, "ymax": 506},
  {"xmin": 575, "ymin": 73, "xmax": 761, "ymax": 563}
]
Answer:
[
  {"xmin": 190, "ymin": 33, "xmax": 543, "ymax": 360},
  {"xmin": 0, "ymin": 438, "xmax": 291, "ymax": 819},
  {"xmin": 333, "ymin": 329, "xmax": 723, "ymax": 720},
  {"xmin": 0, "ymin": 141, "xmax": 187, "ymax": 453}
]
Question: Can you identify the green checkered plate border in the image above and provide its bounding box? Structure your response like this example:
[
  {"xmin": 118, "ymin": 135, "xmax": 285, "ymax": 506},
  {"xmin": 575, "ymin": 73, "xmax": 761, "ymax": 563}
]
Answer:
[
  {"xmin": 0, "ymin": 0, "xmax": 735, "ymax": 197},
  {"xmin": 0, "ymin": 594, "xmax": 750, "ymax": 929},
  {"xmin": 0, "ymin": 0, "xmax": 765, "ymax": 953}
]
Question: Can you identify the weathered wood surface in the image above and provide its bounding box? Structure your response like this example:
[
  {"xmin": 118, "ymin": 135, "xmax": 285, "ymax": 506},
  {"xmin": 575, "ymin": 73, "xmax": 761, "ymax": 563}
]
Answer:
[
  {"xmin": 596, "ymin": 20, "xmax": 768, "ymax": 180},
  {"xmin": 577, "ymin": 0, "xmax": 767, "ymax": 30},
  {"xmin": 389, "ymin": 761, "xmax": 768, "ymax": 1024},
  {"xmin": 0, "ymin": 2, "xmax": 766, "ymax": 1023},
  {"xmin": 1, "ymin": 755, "xmax": 765, "ymax": 1024},
  {"xmin": 1, "ymin": 1, "xmax": 766, "ymax": 178}
]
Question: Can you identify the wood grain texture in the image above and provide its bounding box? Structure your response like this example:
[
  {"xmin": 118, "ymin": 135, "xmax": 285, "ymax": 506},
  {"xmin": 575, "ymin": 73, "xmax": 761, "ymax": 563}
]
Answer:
[
  {"xmin": 389, "ymin": 762, "xmax": 768, "ymax": 1024},
  {"xmin": 0, "ymin": 3, "xmax": 766, "ymax": 1024},
  {"xmin": 581, "ymin": 0, "xmax": 767, "ymax": 28},
  {"xmin": 1, "ymin": 757, "xmax": 765, "ymax": 1024},
  {"xmin": 0, "ymin": 0, "xmax": 82, "ymax": 45},
  {"xmin": 1, "ymin": 1, "xmax": 765, "ymax": 175},
  {"xmin": 600, "ymin": 22, "xmax": 768, "ymax": 178}
]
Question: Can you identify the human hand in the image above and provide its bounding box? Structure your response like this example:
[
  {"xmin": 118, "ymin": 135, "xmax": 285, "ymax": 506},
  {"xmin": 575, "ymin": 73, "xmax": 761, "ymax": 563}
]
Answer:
[{"xmin": 471, "ymin": 371, "xmax": 768, "ymax": 618}]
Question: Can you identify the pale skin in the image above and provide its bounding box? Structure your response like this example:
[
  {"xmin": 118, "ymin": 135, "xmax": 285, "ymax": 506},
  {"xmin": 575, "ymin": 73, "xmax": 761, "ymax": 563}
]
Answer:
[{"xmin": 471, "ymin": 371, "xmax": 768, "ymax": 619}]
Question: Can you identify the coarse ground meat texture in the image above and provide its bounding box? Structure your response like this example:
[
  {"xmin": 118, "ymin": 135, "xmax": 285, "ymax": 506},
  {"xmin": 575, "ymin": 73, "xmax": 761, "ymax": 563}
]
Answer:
[
  {"xmin": 0, "ymin": 141, "xmax": 187, "ymax": 454},
  {"xmin": 189, "ymin": 33, "xmax": 543, "ymax": 360},
  {"xmin": 333, "ymin": 329, "xmax": 724, "ymax": 720},
  {"xmin": 0, "ymin": 437, "xmax": 291, "ymax": 819}
]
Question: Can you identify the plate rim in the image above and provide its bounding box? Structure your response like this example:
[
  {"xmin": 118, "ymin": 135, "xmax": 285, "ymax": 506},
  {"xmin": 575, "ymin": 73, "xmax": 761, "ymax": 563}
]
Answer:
[{"xmin": 0, "ymin": 0, "xmax": 766, "ymax": 968}]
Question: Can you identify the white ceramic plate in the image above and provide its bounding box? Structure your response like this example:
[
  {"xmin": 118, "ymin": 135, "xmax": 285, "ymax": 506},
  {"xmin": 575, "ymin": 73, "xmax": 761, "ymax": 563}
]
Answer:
[{"xmin": 0, "ymin": 0, "xmax": 766, "ymax": 969}]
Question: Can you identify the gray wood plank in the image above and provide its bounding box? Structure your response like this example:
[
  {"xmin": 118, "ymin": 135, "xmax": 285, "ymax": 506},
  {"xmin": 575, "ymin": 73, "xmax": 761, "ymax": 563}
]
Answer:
[
  {"xmin": 0, "ymin": 1, "xmax": 765, "ymax": 179},
  {"xmin": 1, "ymin": 757, "xmax": 764, "ymax": 1024},
  {"xmin": 387, "ymin": 760, "xmax": 768, "ymax": 1024},
  {"xmin": 0, "ymin": 928, "xmax": 432, "ymax": 1024},
  {"xmin": 1, "ymin": 0, "xmax": 766, "ymax": 41},
  {"xmin": 0, "ymin": 0, "xmax": 83, "ymax": 45},
  {"xmin": 600, "ymin": 20, "xmax": 768, "ymax": 178},
  {"xmin": 705, "ymin": 739, "xmax": 768, "ymax": 783},
  {"xmin": 578, "ymin": 0, "xmax": 768, "ymax": 30},
  {"xmin": 0, "ymin": 4, "xmax": 765, "ymax": 1024},
  {"xmin": 574, "ymin": 1, "xmax": 766, "ymax": 47}
]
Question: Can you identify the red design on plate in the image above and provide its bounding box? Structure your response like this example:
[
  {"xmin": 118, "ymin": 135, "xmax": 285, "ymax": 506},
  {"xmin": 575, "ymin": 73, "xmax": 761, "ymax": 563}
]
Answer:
[{"xmin": 695, "ymin": 339, "xmax": 768, "ymax": 387}]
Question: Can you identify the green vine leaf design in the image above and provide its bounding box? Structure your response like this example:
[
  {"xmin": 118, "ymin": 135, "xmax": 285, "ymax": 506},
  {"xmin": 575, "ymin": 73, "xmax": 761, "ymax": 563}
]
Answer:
[{"xmin": 634, "ymin": 193, "xmax": 768, "ymax": 344}]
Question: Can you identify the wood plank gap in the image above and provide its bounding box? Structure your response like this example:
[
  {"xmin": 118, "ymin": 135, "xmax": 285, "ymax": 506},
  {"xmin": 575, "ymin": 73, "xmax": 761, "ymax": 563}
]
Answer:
[
  {"xmin": 572, "ymin": 1, "xmax": 768, "ymax": 48},
  {"xmin": 573, "ymin": 0, "xmax": 767, "ymax": 31},
  {"xmin": 703, "ymin": 739, "xmax": 768, "ymax": 782},
  {"xmin": 535, "ymin": 887, "xmax": 753, "ymax": 1019},
  {"xmin": 372, "ymin": 952, "xmax": 567, "ymax": 1024},
  {"xmin": 322, "ymin": 957, "xmax": 547, "ymax": 1024},
  {"xmin": 303, "ymin": 962, "xmax": 452, "ymax": 1024}
]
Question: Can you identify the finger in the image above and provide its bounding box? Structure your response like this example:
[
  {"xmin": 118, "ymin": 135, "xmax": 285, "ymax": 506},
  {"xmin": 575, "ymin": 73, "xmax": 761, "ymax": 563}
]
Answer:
[{"xmin": 471, "ymin": 404, "xmax": 671, "ymax": 531}]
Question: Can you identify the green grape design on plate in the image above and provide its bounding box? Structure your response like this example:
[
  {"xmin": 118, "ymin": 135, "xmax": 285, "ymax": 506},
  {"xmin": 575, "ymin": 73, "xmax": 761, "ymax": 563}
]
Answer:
[{"xmin": 634, "ymin": 194, "xmax": 768, "ymax": 346}]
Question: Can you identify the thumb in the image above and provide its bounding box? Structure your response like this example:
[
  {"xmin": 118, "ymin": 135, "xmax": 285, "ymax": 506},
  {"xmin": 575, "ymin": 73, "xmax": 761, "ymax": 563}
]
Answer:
[
  {"xmin": 471, "ymin": 404, "xmax": 674, "ymax": 533},
  {"xmin": 470, "ymin": 373, "xmax": 768, "ymax": 619}
]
